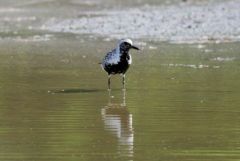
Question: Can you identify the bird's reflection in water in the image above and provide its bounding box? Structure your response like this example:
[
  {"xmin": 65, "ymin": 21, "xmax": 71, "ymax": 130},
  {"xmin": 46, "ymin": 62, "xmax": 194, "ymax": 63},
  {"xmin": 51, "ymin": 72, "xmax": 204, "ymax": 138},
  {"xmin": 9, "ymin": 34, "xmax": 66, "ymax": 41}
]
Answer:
[{"xmin": 101, "ymin": 90, "xmax": 134, "ymax": 158}]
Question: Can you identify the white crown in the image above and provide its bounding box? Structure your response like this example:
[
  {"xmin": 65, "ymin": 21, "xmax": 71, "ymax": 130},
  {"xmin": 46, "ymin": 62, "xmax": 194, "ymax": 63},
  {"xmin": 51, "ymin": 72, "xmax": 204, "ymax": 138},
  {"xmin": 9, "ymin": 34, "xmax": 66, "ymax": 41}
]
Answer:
[{"xmin": 119, "ymin": 39, "xmax": 133, "ymax": 45}]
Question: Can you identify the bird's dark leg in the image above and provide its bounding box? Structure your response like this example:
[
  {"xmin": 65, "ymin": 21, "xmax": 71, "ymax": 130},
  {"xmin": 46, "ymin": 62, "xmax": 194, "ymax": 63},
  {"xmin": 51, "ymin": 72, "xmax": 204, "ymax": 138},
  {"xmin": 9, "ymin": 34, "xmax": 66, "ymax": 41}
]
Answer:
[
  {"xmin": 122, "ymin": 74, "xmax": 126, "ymax": 90},
  {"xmin": 121, "ymin": 88, "xmax": 126, "ymax": 106},
  {"xmin": 108, "ymin": 74, "xmax": 111, "ymax": 90},
  {"xmin": 108, "ymin": 89, "xmax": 112, "ymax": 106}
]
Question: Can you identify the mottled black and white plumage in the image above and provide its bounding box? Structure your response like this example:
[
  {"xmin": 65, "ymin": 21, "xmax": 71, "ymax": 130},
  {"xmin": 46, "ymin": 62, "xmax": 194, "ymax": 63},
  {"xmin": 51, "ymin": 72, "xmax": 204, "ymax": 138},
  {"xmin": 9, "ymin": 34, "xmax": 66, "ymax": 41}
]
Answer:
[{"xmin": 101, "ymin": 39, "xmax": 140, "ymax": 90}]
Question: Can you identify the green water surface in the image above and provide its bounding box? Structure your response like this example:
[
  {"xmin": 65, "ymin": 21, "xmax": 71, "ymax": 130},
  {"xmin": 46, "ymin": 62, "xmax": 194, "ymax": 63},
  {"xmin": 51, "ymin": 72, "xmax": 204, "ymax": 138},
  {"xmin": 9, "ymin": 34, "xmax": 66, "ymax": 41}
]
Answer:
[{"xmin": 0, "ymin": 37, "xmax": 239, "ymax": 161}]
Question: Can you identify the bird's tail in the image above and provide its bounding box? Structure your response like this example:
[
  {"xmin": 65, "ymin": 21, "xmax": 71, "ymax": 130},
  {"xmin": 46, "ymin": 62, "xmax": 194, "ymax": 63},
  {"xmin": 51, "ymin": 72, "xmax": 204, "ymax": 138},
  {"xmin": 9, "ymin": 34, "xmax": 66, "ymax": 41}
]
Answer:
[{"xmin": 99, "ymin": 62, "xmax": 104, "ymax": 70}]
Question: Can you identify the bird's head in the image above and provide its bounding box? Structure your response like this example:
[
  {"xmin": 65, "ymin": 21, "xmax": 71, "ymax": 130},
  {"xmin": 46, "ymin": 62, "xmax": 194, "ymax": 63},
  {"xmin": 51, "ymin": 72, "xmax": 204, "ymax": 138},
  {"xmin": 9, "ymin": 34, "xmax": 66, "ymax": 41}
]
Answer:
[{"xmin": 118, "ymin": 39, "xmax": 140, "ymax": 51}]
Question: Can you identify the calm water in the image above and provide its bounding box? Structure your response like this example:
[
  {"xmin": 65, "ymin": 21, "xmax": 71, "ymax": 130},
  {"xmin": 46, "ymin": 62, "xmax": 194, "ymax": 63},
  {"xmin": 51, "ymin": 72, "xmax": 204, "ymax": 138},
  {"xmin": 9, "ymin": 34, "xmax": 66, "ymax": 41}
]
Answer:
[
  {"xmin": 0, "ymin": 0, "xmax": 240, "ymax": 160},
  {"xmin": 0, "ymin": 38, "xmax": 239, "ymax": 161}
]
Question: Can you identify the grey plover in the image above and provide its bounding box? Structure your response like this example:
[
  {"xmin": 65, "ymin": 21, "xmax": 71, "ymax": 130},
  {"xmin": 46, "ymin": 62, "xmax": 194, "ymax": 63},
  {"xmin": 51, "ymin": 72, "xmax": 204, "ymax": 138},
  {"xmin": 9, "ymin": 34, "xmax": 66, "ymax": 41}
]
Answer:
[{"xmin": 101, "ymin": 39, "xmax": 140, "ymax": 90}]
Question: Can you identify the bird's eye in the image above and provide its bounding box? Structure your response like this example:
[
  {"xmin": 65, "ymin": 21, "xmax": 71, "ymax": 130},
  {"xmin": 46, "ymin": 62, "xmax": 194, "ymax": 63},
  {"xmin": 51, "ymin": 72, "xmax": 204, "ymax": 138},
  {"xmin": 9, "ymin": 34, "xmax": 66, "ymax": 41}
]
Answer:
[{"xmin": 124, "ymin": 42, "xmax": 130, "ymax": 46}]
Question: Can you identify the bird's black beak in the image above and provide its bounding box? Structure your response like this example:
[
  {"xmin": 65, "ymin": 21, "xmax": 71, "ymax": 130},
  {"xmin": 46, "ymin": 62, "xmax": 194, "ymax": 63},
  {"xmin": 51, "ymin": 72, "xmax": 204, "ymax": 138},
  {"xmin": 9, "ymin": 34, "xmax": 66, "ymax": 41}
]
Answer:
[{"xmin": 131, "ymin": 45, "xmax": 140, "ymax": 50}]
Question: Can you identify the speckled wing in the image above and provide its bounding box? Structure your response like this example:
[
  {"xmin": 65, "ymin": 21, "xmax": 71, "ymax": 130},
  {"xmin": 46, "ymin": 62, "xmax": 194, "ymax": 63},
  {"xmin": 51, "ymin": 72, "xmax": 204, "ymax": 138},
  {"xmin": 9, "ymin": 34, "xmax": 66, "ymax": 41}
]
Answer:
[{"xmin": 102, "ymin": 49, "xmax": 120, "ymax": 66}]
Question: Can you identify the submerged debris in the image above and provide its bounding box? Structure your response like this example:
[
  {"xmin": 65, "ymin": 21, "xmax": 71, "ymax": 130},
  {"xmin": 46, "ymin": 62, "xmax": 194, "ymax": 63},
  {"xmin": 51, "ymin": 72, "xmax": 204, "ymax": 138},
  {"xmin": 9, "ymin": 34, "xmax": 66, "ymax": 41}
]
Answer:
[
  {"xmin": 211, "ymin": 57, "xmax": 236, "ymax": 62},
  {"xmin": 162, "ymin": 63, "xmax": 221, "ymax": 69}
]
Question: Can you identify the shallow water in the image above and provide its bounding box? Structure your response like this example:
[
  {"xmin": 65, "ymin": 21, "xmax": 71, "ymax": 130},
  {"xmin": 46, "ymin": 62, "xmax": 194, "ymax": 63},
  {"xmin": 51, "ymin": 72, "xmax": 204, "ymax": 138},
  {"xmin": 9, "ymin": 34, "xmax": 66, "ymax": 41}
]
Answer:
[
  {"xmin": 0, "ymin": 0, "xmax": 240, "ymax": 160},
  {"xmin": 0, "ymin": 37, "xmax": 240, "ymax": 161}
]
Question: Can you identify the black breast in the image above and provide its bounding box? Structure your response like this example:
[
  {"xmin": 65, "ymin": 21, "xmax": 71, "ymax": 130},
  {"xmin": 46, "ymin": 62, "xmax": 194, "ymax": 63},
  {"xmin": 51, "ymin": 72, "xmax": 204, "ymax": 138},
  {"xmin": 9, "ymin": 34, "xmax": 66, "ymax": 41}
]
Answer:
[{"xmin": 104, "ymin": 52, "xmax": 130, "ymax": 75}]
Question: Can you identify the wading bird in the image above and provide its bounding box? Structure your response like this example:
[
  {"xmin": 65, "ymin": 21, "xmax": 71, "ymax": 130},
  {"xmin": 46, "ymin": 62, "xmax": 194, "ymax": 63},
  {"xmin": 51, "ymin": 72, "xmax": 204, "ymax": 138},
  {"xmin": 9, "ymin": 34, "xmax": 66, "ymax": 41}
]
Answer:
[{"xmin": 101, "ymin": 39, "xmax": 140, "ymax": 90}]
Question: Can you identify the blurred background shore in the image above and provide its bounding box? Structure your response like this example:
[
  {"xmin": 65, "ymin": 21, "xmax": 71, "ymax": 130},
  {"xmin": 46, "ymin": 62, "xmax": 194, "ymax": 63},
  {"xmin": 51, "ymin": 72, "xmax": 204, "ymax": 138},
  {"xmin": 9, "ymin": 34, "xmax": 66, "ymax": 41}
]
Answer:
[{"xmin": 0, "ymin": 0, "xmax": 240, "ymax": 44}]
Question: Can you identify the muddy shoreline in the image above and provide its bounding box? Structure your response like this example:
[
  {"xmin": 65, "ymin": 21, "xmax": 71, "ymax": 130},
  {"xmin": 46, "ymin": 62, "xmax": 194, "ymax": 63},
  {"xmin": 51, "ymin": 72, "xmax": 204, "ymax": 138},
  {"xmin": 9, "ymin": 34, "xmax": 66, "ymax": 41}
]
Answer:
[{"xmin": 43, "ymin": 0, "xmax": 240, "ymax": 44}]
